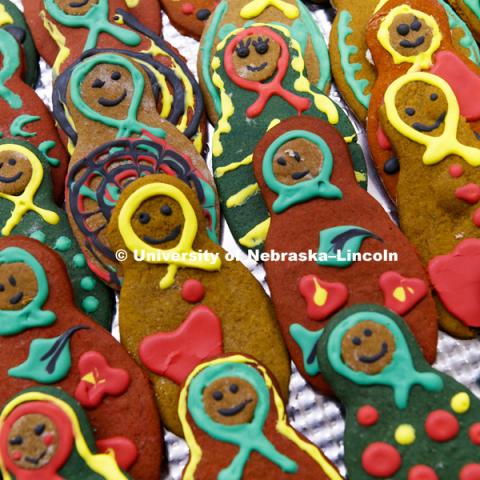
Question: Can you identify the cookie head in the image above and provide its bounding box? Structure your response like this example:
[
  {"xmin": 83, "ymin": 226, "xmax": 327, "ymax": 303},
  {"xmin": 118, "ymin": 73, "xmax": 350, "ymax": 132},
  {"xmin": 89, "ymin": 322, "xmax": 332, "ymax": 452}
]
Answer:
[
  {"xmin": 202, "ymin": 377, "xmax": 259, "ymax": 426},
  {"xmin": 0, "ymin": 262, "xmax": 38, "ymax": 311},
  {"xmin": 52, "ymin": 0, "xmax": 100, "ymax": 16},
  {"xmin": 0, "ymin": 150, "xmax": 32, "ymax": 196}
]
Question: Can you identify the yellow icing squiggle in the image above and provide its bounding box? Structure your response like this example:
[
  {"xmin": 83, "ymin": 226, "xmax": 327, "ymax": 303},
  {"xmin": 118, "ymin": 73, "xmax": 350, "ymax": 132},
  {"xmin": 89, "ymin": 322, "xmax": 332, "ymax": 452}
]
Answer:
[
  {"xmin": 240, "ymin": 0, "xmax": 300, "ymax": 19},
  {"xmin": 215, "ymin": 154, "xmax": 253, "ymax": 178},
  {"xmin": 40, "ymin": 10, "xmax": 71, "ymax": 76},
  {"xmin": 226, "ymin": 183, "xmax": 260, "ymax": 208},
  {"xmin": 239, "ymin": 218, "xmax": 271, "ymax": 248}
]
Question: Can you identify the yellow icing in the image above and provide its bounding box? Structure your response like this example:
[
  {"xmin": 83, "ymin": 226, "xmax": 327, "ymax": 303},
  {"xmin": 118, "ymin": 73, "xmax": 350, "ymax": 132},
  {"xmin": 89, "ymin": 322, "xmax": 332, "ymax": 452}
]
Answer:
[
  {"xmin": 343, "ymin": 134, "xmax": 356, "ymax": 144},
  {"xmin": 384, "ymin": 71, "xmax": 480, "ymax": 166},
  {"xmin": 451, "ymin": 392, "xmax": 470, "ymax": 413},
  {"xmin": 313, "ymin": 278, "xmax": 328, "ymax": 307},
  {"xmin": 124, "ymin": 0, "xmax": 140, "ymax": 6},
  {"xmin": 239, "ymin": 218, "xmax": 271, "ymax": 248},
  {"xmin": 226, "ymin": 183, "xmax": 260, "ymax": 208},
  {"xmin": 240, "ymin": 0, "xmax": 300, "ymax": 20},
  {"xmin": 374, "ymin": 0, "xmax": 389, "ymax": 13},
  {"xmin": 0, "ymin": 5, "xmax": 13, "ymax": 27},
  {"xmin": 0, "ymin": 144, "xmax": 60, "ymax": 236},
  {"xmin": 137, "ymin": 60, "xmax": 173, "ymax": 118},
  {"xmin": 0, "ymin": 391, "xmax": 128, "ymax": 479},
  {"xmin": 215, "ymin": 154, "xmax": 253, "ymax": 178},
  {"xmin": 40, "ymin": 10, "xmax": 71, "ymax": 76},
  {"xmin": 394, "ymin": 424, "xmax": 416, "ymax": 445},
  {"xmin": 118, "ymin": 181, "xmax": 221, "ymax": 289},
  {"xmin": 178, "ymin": 355, "xmax": 342, "ymax": 480},
  {"xmin": 354, "ymin": 171, "xmax": 367, "ymax": 183},
  {"xmin": 268, "ymin": 119, "xmax": 281, "ymax": 131},
  {"xmin": 393, "ymin": 287, "xmax": 406, "ymax": 302},
  {"xmin": 377, "ymin": 5, "xmax": 442, "ymax": 71}
]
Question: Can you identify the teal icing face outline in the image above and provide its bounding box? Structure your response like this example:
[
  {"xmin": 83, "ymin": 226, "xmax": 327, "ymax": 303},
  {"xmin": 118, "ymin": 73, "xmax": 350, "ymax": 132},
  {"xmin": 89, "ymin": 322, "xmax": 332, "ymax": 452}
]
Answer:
[
  {"xmin": 325, "ymin": 310, "xmax": 443, "ymax": 409},
  {"xmin": 187, "ymin": 361, "xmax": 298, "ymax": 480},
  {"xmin": 0, "ymin": 29, "xmax": 22, "ymax": 110},
  {"xmin": 262, "ymin": 130, "xmax": 342, "ymax": 214},
  {"xmin": 69, "ymin": 53, "xmax": 166, "ymax": 139},
  {"xmin": 0, "ymin": 247, "xmax": 56, "ymax": 336},
  {"xmin": 44, "ymin": 0, "xmax": 141, "ymax": 51}
]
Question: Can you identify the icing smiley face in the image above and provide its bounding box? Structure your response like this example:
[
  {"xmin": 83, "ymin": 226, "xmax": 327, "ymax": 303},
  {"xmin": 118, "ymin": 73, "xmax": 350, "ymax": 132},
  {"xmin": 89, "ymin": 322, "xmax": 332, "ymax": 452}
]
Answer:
[
  {"xmin": 232, "ymin": 34, "xmax": 280, "ymax": 82},
  {"xmin": 272, "ymin": 139, "xmax": 323, "ymax": 186},
  {"xmin": 53, "ymin": 0, "xmax": 99, "ymax": 16},
  {"xmin": 0, "ymin": 151, "xmax": 32, "ymax": 196},
  {"xmin": 341, "ymin": 320, "xmax": 396, "ymax": 374},
  {"xmin": 7, "ymin": 413, "xmax": 59, "ymax": 469},
  {"xmin": 0, "ymin": 263, "xmax": 38, "ymax": 311},
  {"xmin": 388, "ymin": 13, "xmax": 433, "ymax": 57},
  {"xmin": 203, "ymin": 377, "xmax": 259, "ymax": 426}
]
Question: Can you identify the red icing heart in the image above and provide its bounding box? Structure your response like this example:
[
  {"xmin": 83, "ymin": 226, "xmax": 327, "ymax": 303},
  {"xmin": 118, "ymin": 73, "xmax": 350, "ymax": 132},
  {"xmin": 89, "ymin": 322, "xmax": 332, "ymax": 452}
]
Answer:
[
  {"xmin": 96, "ymin": 437, "xmax": 138, "ymax": 471},
  {"xmin": 455, "ymin": 183, "xmax": 480, "ymax": 205},
  {"xmin": 380, "ymin": 271, "xmax": 428, "ymax": 316},
  {"xmin": 299, "ymin": 275, "xmax": 348, "ymax": 321},
  {"xmin": 429, "ymin": 239, "xmax": 480, "ymax": 327},
  {"xmin": 139, "ymin": 305, "xmax": 223, "ymax": 384}
]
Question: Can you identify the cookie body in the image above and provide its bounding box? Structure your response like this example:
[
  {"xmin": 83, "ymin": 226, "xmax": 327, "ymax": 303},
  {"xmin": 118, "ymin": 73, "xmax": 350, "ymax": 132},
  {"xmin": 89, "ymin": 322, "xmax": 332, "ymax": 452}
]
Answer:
[
  {"xmin": 105, "ymin": 174, "xmax": 291, "ymax": 436},
  {"xmin": 317, "ymin": 304, "xmax": 480, "ymax": 479},
  {"xmin": 179, "ymin": 354, "xmax": 343, "ymax": 480},
  {"xmin": 0, "ymin": 237, "xmax": 163, "ymax": 480}
]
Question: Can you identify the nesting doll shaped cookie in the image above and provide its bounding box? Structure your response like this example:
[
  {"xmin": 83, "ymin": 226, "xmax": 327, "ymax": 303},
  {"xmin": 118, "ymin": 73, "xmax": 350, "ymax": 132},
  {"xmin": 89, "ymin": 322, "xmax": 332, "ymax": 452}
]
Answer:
[
  {"xmin": 0, "ymin": 26, "xmax": 68, "ymax": 202},
  {"xmin": 0, "ymin": 237, "xmax": 163, "ymax": 480},
  {"xmin": 379, "ymin": 71, "xmax": 480, "ymax": 338},
  {"xmin": 329, "ymin": 0, "xmax": 479, "ymax": 123},
  {"xmin": 0, "ymin": 387, "xmax": 133, "ymax": 479},
  {"xmin": 104, "ymin": 174, "xmax": 290, "ymax": 436},
  {"xmin": 317, "ymin": 304, "xmax": 480, "ymax": 480},
  {"xmin": 66, "ymin": 124, "xmax": 219, "ymax": 290},
  {"xmin": 252, "ymin": 116, "xmax": 438, "ymax": 394},
  {"xmin": 367, "ymin": 0, "xmax": 480, "ymax": 200},
  {"xmin": 0, "ymin": 139, "xmax": 114, "ymax": 328},
  {"xmin": 179, "ymin": 354, "xmax": 343, "ymax": 480},
  {"xmin": 202, "ymin": 21, "xmax": 366, "ymax": 251}
]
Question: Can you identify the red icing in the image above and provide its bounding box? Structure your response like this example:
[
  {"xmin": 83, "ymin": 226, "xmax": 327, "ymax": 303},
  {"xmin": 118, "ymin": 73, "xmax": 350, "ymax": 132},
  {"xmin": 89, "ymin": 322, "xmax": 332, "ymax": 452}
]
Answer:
[
  {"xmin": 449, "ymin": 164, "xmax": 464, "ymax": 178},
  {"xmin": 430, "ymin": 50, "xmax": 480, "ymax": 121},
  {"xmin": 455, "ymin": 184, "xmax": 480, "ymax": 205},
  {"xmin": 298, "ymin": 275, "xmax": 348, "ymax": 321},
  {"xmin": 357, "ymin": 405, "xmax": 379, "ymax": 427},
  {"xmin": 181, "ymin": 3, "xmax": 195, "ymax": 14},
  {"xmin": 460, "ymin": 465, "xmax": 480, "ymax": 480},
  {"xmin": 181, "ymin": 279, "xmax": 206, "ymax": 304},
  {"xmin": 96, "ymin": 437, "xmax": 138, "ymax": 471},
  {"xmin": 224, "ymin": 26, "xmax": 311, "ymax": 118},
  {"xmin": 473, "ymin": 209, "xmax": 480, "ymax": 227},
  {"xmin": 408, "ymin": 465, "xmax": 438, "ymax": 480},
  {"xmin": 74, "ymin": 351, "xmax": 130, "ymax": 408},
  {"xmin": 425, "ymin": 410, "xmax": 459, "ymax": 442},
  {"xmin": 377, "ymin": 124, "xmax": 392, "ymax": 151},
  {"xmin": 429, "ymin": 239, "xmax": 480, "ymax": 327},
  {"xmin": 469, "ymin": 424, "xmax": 480, "ymax": 445},
  {"xmin": 0, "ymin": 401, "xmax": 73, "ymax": 480},
  {"xmin": 361, "ymin": 442, "xmax": 402, "ymax": 477},
  {"xmin": 139, "ymin": 305, "xmax": 223, "ymax": 384},
  {"xmin": 380, "ymin": 271, "xmax": 428, "ymax": 315}
]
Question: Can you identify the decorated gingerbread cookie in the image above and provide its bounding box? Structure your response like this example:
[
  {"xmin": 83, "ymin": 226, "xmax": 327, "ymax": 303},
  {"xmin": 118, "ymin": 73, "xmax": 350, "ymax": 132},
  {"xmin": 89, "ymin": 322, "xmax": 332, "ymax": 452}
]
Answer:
[
  {"xmin": 0, "ymin": 139, "xmax": 114, "ymax": 328},
  {"xmin": 104, "ymin": 174, "xmax": 290, "ymax": 435},
  {"xmin": 179, "ymin": 354, "xmax": 343, "ymax": 480},
  {"xmin": 0, "ymin": 387, "xmax": 133, "ymax": 479},
  {"xmin": 329, "ymin": 0, "xmax": 479, "ymax": 123},
  {"xmin": 0, "ymin": 236, "xmax": 163, "ymax": 480},
  {"xmin": 252, "ymin": 116, "xmax": 438, "ymax": 394},
  {"xmin": 366, "ymin": 0, "xmax": 480, "ymax": 200},
  {"xmin": 66, "ymin": 124, "xmax": 219, "ymax": 290},
  {"xmin": 200, "ymin": 20, "xmax": 366, "ymax": 251},
  {"xmin": 379, "ymin": 70, "xmax": 480, "ymax": 338},
  {"xmin": 317, "ymin": 304, "xmax": 480, "ymax": 480}
]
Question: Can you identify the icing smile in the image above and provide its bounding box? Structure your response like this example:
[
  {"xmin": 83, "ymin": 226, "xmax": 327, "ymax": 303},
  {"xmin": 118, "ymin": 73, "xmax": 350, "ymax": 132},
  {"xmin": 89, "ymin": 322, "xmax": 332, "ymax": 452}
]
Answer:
[
  {"xmin": 25, "ymin": 450, "xmax": 47, "ymax": 465},
  {"xmin": 143, "ymin": 225, "xmax": 182, "ymax": 245},
  {"xmin": 9, "ymin": 291, "xmax": 24, "ymax": 305},
  {"xmin": 291, "ymin": 170, "xmax": 310, "ymax": 180},
  {"xmin": 0, "ymin": 171, "xmax": 22, "ymax": 184},
  {"xmin": 98, "ymin": 90, "xmax": 127, "ymax": 107},
  {"xmin": 247, "ymin": 62, "xmax": 268, "ymax": 72},
  {"xmin": 217, "ymin": 399, "xmax": 253, "ymax": 417},
  {"xmin": 359, "ymin": 342, "xmax": 389, "ymax": 364},
  {"xmin": 399, "ymin": 36, "xmax": 425, "ymax": 48},
  {"xmin": 412, "ymin": 111, "xmax": 446, "ymax": 132},
  {"xmin": 68, "ymin": 0, "xmax": 90, "ymax": 7}
]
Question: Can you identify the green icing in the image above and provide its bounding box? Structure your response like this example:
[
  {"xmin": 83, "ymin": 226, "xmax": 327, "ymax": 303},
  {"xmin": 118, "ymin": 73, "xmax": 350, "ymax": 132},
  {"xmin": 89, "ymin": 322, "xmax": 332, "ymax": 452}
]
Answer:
[
  {"xmin": 0, "ymin": 29, "xmax": 22, "ymax": 109},
  {"xmin": 80, "ymin": 276, "xmax": 96, "ymax": 291},
  {"xmin": 29, "ymin": 230, "xmax": 47, "ymax": 243},
  {"xmin": 82, "ymin": 296, "xmax": 99, "ymax": 313},
  {"xmin": 54, "ymin": 235, "xmax": 72, "ymax": 252},
  {"xmin": 290, "ymin": 323, "xmax": 323, "ymax": 376},
  {"xmin": 198, "ymin": 177, "xmax": 219, "ymax": 243},
  {"xmin": 188, "ymin": 361, "xmax": 298, "ymax": 479},
  {"xmin": 39, "ymin": 140, "xmax": 60, "ymax": 167},
  {"xmin": 10, "ymin": 114, "xmax": 40, "ymax": 137},
  {"xmin": 465, "ymin": 0, "xmax": 480, "ymax": 20},
  {"xmin": 73, "ymin": 253, "xmax": 87, "ymax": 269}
]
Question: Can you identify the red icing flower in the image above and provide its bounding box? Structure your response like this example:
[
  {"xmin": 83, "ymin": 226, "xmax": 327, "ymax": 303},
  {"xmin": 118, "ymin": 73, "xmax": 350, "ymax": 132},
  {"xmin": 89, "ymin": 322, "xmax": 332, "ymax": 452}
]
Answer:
[
  {"xmin": 96, "ymin": 437, "xmax": 138, "ymax": 472},
  {"xmin": 75, "ymin": 352, "xmax": 130, "ymax": 408}
]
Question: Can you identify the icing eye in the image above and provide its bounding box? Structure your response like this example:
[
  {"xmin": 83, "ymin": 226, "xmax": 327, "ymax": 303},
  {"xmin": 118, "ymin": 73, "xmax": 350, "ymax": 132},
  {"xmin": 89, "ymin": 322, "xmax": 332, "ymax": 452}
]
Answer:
[
  {"xmin": 92, "ymin": 78, "xmax": 105, "ymax": 89},
  {"xmin": 364, "ymin": 329, "xmax": 373, "ymax": 337},
  {"xmin": 212, "ymin": 391, "xmax": 223, "ymax": 401},
  {"xmin": 430, "ymin": 93, "xmax": 438, "ymax": 101},
  {"xmin": 411, "ymin": 17, "xmax": 421, "ymax": 31},
  {"xmin": 8, "ymin": 158, "xmax": 16, "ymax": 166},
  {"xmin": 111, "ymin": 71, "xmax": 121, "ymax": 81},
  {"xmin": 34, "ymin": 424, "xmax": 45, "ymax": 436},
  {"xmin": 236, "ymin": 46, "xmax": 250, "ymax": 58},
  {"xmin": 397, "ymin": 23, "xmax": 410, "ymax": 36},
  {"xmin": 405, "ymin": 107, "xmax": 416, "ymax": 116},
  {"xmin": 161, "ymin": 205, "xmax": 172, "ymax": 216},
  {"xmin": 230, "ymin": 384, "xmax": 239, "ymax": 393},
  {"xmin": 9, "ymin": 436, "xmax": 23, "ymax": 446},
  {"xmin": 277, "ymin": 157, "xmax": 287, "ymax": 166},
  {"xmin": 0, "ymin": 284, "xmax": 4, "ymax": 292},
  {"xmin": 139, "ymin": 212, "xmax": 151, "ymax": 224},
  {"xmin": 352, "ymin": 337, "xmax": 362, "ymax": 346},
  {"xmin": 196, "ymin": 8, "xmax": 211, "ymax": 21},
  {"xmin": 8, "ymin": 275, "xmax": 16, "ymax": 287},
  {"xmin": 253, "ymin": 37, "xmax": 270, "ymax": 55}
]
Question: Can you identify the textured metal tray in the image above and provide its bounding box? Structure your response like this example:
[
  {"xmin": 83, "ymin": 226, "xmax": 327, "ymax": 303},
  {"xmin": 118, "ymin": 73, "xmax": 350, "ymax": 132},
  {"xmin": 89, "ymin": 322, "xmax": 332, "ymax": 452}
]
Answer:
[{"xmin": 14, "ymin": 1, "xmax": 480, "ymax": 478}]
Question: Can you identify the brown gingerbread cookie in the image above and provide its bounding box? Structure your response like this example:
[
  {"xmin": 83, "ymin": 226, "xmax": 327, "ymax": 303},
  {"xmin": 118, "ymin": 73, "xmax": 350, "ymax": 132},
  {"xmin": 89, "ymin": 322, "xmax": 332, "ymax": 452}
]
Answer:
[
  {"xmin": 104, "ymin": 174, "xmax": 290, "ymax": 436},
  {"xmin": 448, "ymin": 0, "xmax": 480, "ymax": 41},
  {"xmin": 252, "ymin": 116, "xmax": 438, "ymax": 394},
  {"xmin": 0, "ymin": 236, "xmax": 163, "ymax": 480}
]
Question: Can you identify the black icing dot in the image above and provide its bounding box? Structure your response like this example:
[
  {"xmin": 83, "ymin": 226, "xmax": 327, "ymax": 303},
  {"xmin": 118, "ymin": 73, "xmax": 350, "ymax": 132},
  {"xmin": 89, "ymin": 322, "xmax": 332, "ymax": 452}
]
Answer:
[
  {"xmin": 384, "ymin": 157, "xmax": 400, "ymax": 175},
  {"xmin": 254, "ymin": 38, "xmax": 269, "ymax": 55},
  {"xmin": 0, "ymin": 284, "xmax": 4, "ymax": 292},
  {"xmin": 397, "ymin": 23, "xmax": 410, "ymax": 36},
  {"xmin": 111, "ymin": 71, "xmax": 121, "ymax": 81},
  {"xmin": 236, "ymin": 46, "xmax": 250, "ymax": 58},
  {"xmin": 364, "ymin": 329, "xmax": 373, "ymax": 337},
  {"xmin": 212, "ymin": 391, "xmax": 223, "ymax": 401},
  {"xmin": 9, "ymin": 436, "xmax": 22, "ymax": 446},
  {"xmin": 139, "ymin": 212, "xmax": 151, "ymax": 224},
  {"xmin": 230, "ymin": 384, "xmax": 239, "ymax": 394},
  {"xmin": 411, "ymin": 17, "xmax": 421, "ymax": 31},
  {"xmin": 92, "ymin": 78, "xmax": 105, "ymax": 89},
  {"xmin": 196, "ymin": 9, "xmax": 211, "ymax": 21},
  {"xmin": 277, "ymin": 157, "xmax": 287, "ymax": 166},
  {"xmin": 405, "ymin": 107, "xmax": 416, "ymax": 116},
  {"xmin": 352, "ymin": 337, "xmax": 362, "ymax": 346},
  {"xmin": 430, "ymin": 93, "xmax": 438, "ymax": 101},
  {"xmin": 8, "ymin": 275, "xmax": 16, "ymax": 287},
  {"xmin": 161, "ymin": 205, "xmax": 172, "ymax": 216},
  {"xmin": 34, "ymin": 424, "xmax": 45, "ymax": 436},
  {"xmin": 8, "ymin": 158, "xmax": 16, "ymax": 166}
]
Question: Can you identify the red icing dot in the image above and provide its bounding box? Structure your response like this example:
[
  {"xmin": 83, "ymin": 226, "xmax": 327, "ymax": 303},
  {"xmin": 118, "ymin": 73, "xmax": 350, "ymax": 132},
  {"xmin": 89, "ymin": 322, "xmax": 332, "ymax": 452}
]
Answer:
[
  {"xmin": 449, "ymin": 164, "xmax": 464, "ymax": 178},
  {"xmin": 181, "ymin": 3, "xmax": 194, "ymax": 14},
  {"xmin": 11, "ymin": 451, "xmax": 21, "ymax": 461},
  {"xmin": 362, "ymin": 442, "xmax": 402, "ymax": 477},
  {"xmin": 357, "ymin": 405, "xmax": 379, "ymax": 427},
  {"xmin": 408, "ymin": 465, "xmax": 438, "ymax": 480},
  {"xmin": 425, "ymin": 410, "xmax": 459, "ymax": 442},
  {"xmin": 473, "ymin": 209, "xmax": 480, "ymax": 228},
  {"xmin": 43, "ymin": 433, "xmax": 55, "ymax": 446},
  {"xmin": 456, "ymin": 183, "xmax": 480, "ymax": 205},
  {"xmin": 181, "ymin": 279, "xmax": 205, "ymax": 303},
  {"xmin": 460, "ymin": 464, "xmax": 480, "ymax": 480},
  {"xmin": 469, "ymin": 424, "xmax": 480, "ymax": 445}
]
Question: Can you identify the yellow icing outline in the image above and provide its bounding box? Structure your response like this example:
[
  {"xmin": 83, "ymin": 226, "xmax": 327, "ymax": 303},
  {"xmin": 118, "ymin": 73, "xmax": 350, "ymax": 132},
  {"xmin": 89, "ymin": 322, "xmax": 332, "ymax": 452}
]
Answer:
[
  {"xmin": 240, "ymin": 0, "xmax": 300, "ymax": 20},
  {"xmin": 178, "ymin": 354, "xmax": 342, "ymax": 480},
  {"xmin": 40, "ymin": 10, "xmax": 71, "ymax": 76},
  {"xmin": 384, "ymin": 71, "xmax": 480, "ymax": 166},
  {"xmin": 0, "ymin": 391, "xmax": 128, "ymax": 479},
  {"xmin": 377, "ymin": 5, "xmax": 442, "ymax": 71},
  {"xmin": 117, "ymin": 181, "xmax": 221, "ymax": 289}
]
